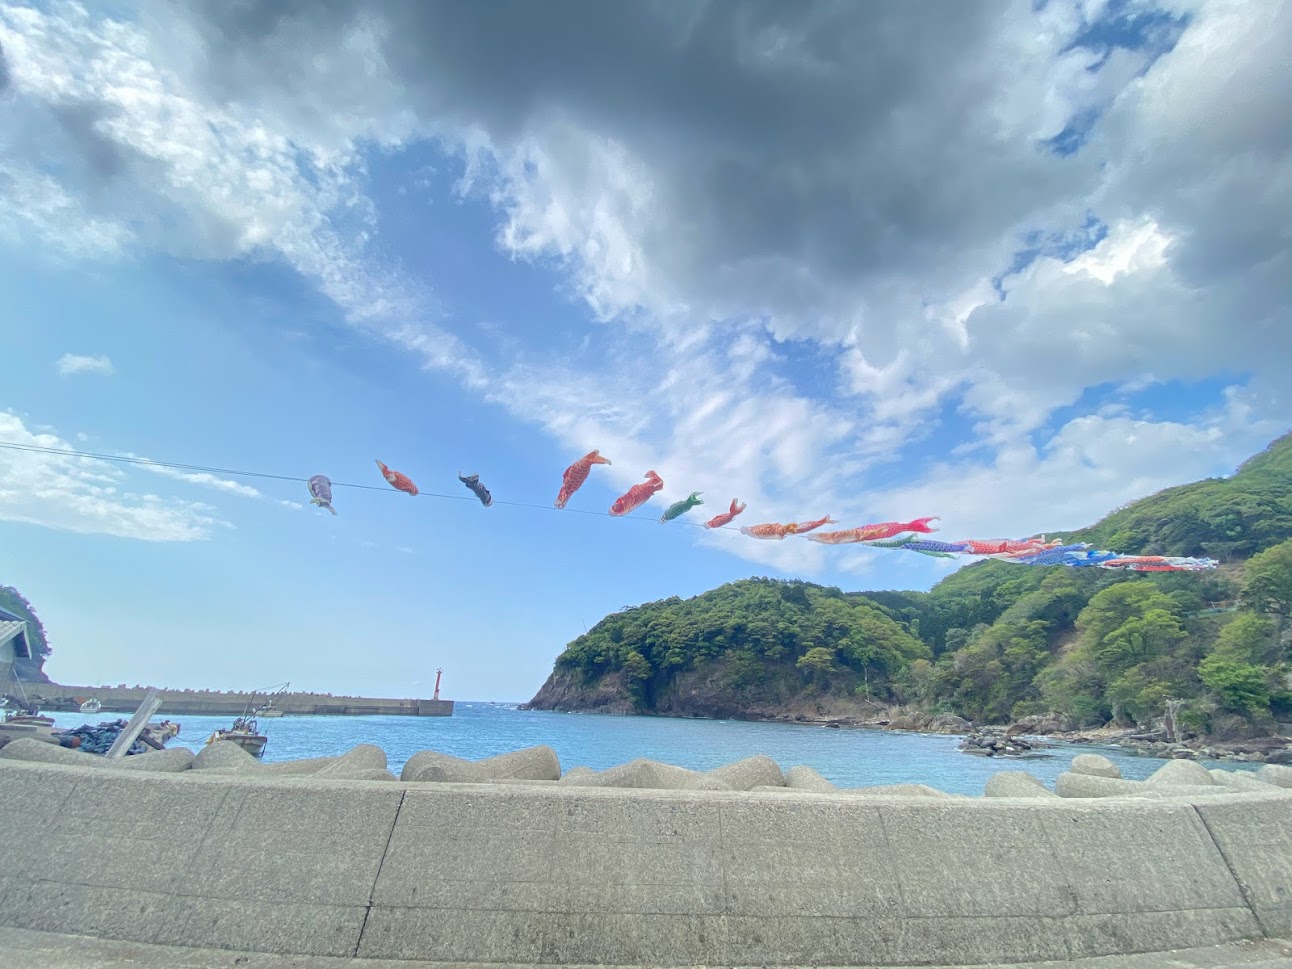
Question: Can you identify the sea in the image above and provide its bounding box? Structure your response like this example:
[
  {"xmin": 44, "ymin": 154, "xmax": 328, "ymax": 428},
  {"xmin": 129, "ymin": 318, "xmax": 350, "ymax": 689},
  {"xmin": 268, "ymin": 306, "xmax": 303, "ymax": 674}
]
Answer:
[{"xmin": 44, "ymin": 702, "xmax": 1258, "ymax": 795}]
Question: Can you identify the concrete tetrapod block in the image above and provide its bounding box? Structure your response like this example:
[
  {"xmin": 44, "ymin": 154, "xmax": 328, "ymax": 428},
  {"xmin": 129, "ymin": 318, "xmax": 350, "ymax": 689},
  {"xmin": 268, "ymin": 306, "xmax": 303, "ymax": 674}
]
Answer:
[
  {"xmin": 557, "ymin": 758, "xmax": 732, "ymax": 790},
  {"xmin": 1145, "ymin": 758, "xmax": 1215, "ymax": 786},
  {"xmin": 107, "ymin": 746, "xmax": 194, "ymax": 772},
  {"xmin": 313, "ymin": 743, "xmax": 388, "ymax": 779},
  {"xmin": 400, "ymin": 750, "xmax": 480, "ymax": 783},
  {"xmin": 1257, "ymin": 763, "xmax": 1292, "ymax": 788},
  {"xmin": 332, "ymin": 767, "xmax": 398, "ymax": 782},
  {"xmin": 706, "ymin": 754, "xmax": 785, "ymax": 790},
  {"xmin": 1210, "ymin": 768, "xmax": 1284, "ymax": 792},
  {"xmin": 984, "ymin": 770, "xmax": 1058, "ymax": 797},
  {"xmin": 401, "ymin": 745, "xmax": 560, "ymax": 783},
  {"xmin": 1057, "ymin": 772, "xmax": 1236, "ymax": 799},
  {"xmin": 842, "ymin": 782, "xmax": 950, "ymax": 797},
  {"xmin": 259, "ymin": 754, "xmax": 341, "ymax": 776},
  {"xmin": 784, "ymin": 764, "xmax": 837, "ymax": 792},
  {"xmin": 1057, "ymin": 772, "xmax": 1151, "ymax": 798},
  {"xmin": 0, "ymin": 738, "xmax": 108, "ymax": 768},
  {"xmin": 1071, "ymin": 752, "xmax": 1121, "ymax": 778},
  {"xmin": 191, "ymin": 739, "xmax": 262, "ymax": 774},
  {"xmin": 474, "ymin": 744, "xmax": 561, "ymax": 781}
]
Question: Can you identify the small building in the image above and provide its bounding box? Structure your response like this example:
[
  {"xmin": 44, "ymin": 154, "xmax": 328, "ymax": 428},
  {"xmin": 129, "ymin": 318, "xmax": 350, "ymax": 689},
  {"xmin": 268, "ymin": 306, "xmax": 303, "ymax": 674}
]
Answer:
[{"xmin": 0, "ymin": 606, "xmax": 33, "ymax": 692}]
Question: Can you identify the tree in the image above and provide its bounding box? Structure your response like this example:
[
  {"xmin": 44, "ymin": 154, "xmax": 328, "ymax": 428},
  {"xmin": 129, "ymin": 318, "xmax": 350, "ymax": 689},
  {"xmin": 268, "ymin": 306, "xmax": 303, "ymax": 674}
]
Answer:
[
  {"xmin": 796, "ymin": 647, "xmax": 837, "ymax": 684},
  {"xmin": 1198, "ymin": 654, "xmax": 1271, "ymax": 716},
  {"xmin": 1211, "ymin": 612, "xmax": 1278, "ymax": 665},
  {"xmin": 1242, "ymin": 538, "xmax": 1292, "ymax": 618}
]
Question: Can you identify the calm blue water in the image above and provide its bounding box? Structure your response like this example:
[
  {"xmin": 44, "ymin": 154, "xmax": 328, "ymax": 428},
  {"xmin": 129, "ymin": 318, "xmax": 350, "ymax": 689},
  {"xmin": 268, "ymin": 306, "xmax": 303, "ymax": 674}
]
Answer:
[{"xmin": 45, "ymin": 703, "xmax": 1255, "ymax": 795}]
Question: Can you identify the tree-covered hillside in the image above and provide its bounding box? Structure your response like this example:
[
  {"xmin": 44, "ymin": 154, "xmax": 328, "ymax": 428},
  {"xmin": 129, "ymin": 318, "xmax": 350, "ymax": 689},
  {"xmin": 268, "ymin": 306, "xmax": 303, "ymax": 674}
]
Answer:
[
  {"xmin": 1066, "ymin": 434, "xmax": 1292, "ymax": 560},
  {"xmin": 529, "ymin": 432, "xmax": 1292, "ymax": 738}
]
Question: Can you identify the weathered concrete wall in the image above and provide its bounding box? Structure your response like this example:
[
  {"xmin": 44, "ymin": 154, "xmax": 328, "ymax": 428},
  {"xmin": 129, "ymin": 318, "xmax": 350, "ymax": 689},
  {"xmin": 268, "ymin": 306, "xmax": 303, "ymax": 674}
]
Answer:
[
  {"xmin": 0, "ymin": 760, "xmax": 1289, "ymax": 966},
  {"xmin": 33, "ymin": 684, "xmax": 453, "ymax": 717}
]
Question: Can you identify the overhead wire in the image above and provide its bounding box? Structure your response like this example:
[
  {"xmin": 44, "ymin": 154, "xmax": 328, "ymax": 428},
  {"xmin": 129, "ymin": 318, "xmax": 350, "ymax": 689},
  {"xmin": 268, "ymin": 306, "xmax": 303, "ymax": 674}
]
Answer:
[{"xmin": 0, "ymin": 440, "xmax": 738, "ymax": 530}]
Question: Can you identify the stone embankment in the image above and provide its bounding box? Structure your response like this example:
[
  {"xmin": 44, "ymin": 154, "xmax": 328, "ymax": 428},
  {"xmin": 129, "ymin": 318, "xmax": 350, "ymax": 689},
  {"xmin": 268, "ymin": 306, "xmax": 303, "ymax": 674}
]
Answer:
[
  {"xmin": 30, "ymin": 683, "xmax": 454, "ymax": 717},
  {"xmin": 1, "ymin": 739, "xmax": 1290, "ymax": 967}
]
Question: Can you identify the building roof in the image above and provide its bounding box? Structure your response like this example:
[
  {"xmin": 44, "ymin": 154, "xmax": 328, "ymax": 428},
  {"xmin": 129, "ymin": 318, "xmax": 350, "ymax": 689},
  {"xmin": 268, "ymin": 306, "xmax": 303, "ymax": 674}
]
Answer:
[{"xmin": 0, "ymin": 619, "xmax": 32, "ymax": 659}]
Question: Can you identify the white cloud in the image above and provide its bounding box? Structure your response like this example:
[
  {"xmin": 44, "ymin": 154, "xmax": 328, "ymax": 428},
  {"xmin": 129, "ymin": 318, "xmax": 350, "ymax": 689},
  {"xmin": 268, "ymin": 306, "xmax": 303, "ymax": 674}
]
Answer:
[
  {"xmin": 0, "ymin": 1, "xmax": 477, "ymax": 379},
  {"xmin": 0, "ymin": 411, "xmax": 229, "ymax": 541},
  {"xmin": 2, "ymin": 0, "xmax": 1289, "ymax": 576},
  {"xmin": 866, "ymin": 391, "xmax": 1287, "ymax": 543},
  {"xmin": 55, "ymin": 352, "xmax": 115, "ymax": 376},
  {"xmin": 123, "ymin": 458, "xmax": 261, "ymax": 499}
]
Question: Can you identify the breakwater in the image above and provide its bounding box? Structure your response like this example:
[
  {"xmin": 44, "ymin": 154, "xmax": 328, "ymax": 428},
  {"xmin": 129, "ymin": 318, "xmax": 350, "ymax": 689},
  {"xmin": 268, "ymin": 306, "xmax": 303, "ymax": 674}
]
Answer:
[
  {"xmin": 0, "ymin": 738, "xmax": 1289, "ymax": 967},
  {"xmin": 33, "ymin": 683, "xmax": 453, "ymax": 717}
]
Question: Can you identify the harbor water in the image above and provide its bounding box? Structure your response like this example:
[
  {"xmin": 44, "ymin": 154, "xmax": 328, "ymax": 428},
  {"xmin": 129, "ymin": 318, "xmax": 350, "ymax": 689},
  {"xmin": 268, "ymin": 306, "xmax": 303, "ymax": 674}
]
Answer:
[{"xmin": 45, "ymin": 702, "xmax": 1255, "ymax": 795}]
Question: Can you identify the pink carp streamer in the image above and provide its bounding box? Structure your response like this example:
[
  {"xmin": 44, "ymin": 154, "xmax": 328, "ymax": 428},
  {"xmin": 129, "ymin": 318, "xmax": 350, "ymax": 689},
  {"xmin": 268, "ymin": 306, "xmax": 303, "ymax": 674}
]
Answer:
[
  {"xmin": 740, "ymin": 515, "xmax": 836, "ymax": 540},
  {"xmin": 610, "ymin": 470, "xmax": 664, "ymax": 517},
  {"xmin": 555, "ymin": 449, "xmax": 612, "ymax": 509},
  {"xmin": 704, "ymin": 499, "xmax": 746, "ymax": 529}
]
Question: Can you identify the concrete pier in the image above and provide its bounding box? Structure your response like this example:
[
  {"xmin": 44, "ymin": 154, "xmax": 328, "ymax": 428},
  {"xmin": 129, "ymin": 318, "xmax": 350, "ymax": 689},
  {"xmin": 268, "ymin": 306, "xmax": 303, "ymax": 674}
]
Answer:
[
  {"xmin": 32, "ymin": 684, "xmax": 453, "ymax": 717},
  {"xmin": 0, "ymin": 747, "xmax": 1289, "ymax": 967}
]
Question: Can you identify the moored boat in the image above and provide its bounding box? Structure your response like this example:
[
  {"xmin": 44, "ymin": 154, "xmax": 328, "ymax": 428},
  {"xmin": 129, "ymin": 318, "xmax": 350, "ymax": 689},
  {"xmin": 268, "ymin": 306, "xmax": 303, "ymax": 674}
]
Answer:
[
  {"xmin": 145, "ymin": 719, "xmax": 181, "ymax": 744},
  {"xmin": 205, "ymin": 714, "xmax": 268, "ymax": 757}
]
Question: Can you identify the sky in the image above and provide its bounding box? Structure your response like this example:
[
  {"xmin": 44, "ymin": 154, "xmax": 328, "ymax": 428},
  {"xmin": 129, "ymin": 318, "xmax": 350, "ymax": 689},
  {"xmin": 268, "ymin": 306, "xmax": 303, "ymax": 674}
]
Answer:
[{"xmin": 1, "ymin": 0, "xmax": 1289, "ymax": 702}]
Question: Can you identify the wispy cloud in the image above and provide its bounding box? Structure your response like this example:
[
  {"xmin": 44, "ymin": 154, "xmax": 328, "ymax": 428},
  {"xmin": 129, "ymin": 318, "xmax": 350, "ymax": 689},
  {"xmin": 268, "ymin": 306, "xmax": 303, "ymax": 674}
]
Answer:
[
  {"xmin": 0, "ymin": 411, "xmax": 229, "ymax": 541},
  {"xmin": 124, "ymin": 458, "xmax": 262, "ymax": 500},
  {"xmin": 0, "ymin": 2, "xmax": 480, "ymax": 383},
  {"xmin": 55, "ymin": 353, "xmax": 115, "ymax": 376}
]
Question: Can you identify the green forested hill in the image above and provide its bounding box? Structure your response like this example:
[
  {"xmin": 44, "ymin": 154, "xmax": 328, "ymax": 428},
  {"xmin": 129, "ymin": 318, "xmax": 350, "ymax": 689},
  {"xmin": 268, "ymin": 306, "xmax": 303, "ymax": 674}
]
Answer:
[
  {"xmin": 528, "ymin": 432, "xmax": 1292, "ymax": 737},
  {"xmin": 1066, "ymin": 433, "xmax": 1292, "ymax": 560}
]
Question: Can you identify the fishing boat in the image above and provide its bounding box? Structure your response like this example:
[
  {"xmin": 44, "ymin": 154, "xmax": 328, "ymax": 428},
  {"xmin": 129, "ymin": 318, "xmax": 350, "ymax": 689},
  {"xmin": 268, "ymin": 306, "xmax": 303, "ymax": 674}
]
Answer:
[
  {"xmin": 145, "ymin": 719, "xmax": 181, "ymax": 744},
  {"xmin": 254, "ymin": 681, "xmax": 289, "ymax": 718},
  {"xmin": 2, "ymin": 696, "xmax": 54, "ymax": 727},
  {"xmin": 79, "ymin": 698, "xmax": 102, "ymax": 715},
  {"xmin": 205, "ymin": 713, "xmax": 268, "ymax": 757},
  {"xmin": 2, "ymin": 681, "xmax": 54, "ymax": 726},
  {"xmin": 204, "ymin": 681, "xmax": 287, "ymax": 758}
]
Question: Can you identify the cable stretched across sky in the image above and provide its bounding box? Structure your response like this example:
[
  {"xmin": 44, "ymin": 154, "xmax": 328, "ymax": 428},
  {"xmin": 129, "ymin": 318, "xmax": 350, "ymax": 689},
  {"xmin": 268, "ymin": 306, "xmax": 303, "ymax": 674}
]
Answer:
[{"xmin": 0, "ymin": 439, "xmax": 1219, "ymax": 571}]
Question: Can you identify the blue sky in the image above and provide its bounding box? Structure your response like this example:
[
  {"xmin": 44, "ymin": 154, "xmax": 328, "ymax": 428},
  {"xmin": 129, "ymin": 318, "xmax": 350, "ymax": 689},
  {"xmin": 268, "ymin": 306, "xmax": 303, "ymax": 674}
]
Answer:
[{"xmin": 1, "ymin": 0, "xmax": 1289, "ymax": 700}]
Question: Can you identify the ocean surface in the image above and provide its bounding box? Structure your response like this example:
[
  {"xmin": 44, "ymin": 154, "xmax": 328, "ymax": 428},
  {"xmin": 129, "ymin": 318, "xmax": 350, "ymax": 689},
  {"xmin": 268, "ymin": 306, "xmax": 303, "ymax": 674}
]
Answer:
[{"xmin": 46, "ymin": 702, "xmax": 1256, "ymax": 795}]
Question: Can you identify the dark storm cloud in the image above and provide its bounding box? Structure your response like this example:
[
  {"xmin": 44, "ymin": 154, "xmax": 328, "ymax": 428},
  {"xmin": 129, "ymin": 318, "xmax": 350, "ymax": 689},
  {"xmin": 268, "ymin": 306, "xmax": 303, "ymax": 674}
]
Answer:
[{"xmin": 172, "ymin": 1, "xmax": 1112, "ymax": 328}]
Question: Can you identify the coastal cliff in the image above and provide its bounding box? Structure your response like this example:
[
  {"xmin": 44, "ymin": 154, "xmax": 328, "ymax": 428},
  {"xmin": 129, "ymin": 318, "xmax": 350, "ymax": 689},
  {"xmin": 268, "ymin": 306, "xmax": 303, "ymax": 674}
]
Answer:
[{"xmin": 527, "ymin": 431, "xmax": 1292, "ymax": 745}]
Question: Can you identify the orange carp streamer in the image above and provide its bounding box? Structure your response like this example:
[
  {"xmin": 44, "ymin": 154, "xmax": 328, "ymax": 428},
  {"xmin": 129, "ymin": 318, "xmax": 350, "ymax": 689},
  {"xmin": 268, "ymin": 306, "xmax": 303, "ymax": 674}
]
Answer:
[
  {"xmin": 376, "ymin": 459, "xmax": 418, "ymax": 496},
  {"xmin": 609, "ymin": 470, "xmax": 664, "ymax": 516},
  {"xmin": 555, "ymin": 449, "xmax": 612, "ymax": 509},
  {"xmin": 740, "ymin": 515, "xmax": 836, "ymax": 540},
  {"xmin": 808, "ymin": 517, "xmax": 938, "ymax": 545},
  {"xmin": 704, "ymin": 498, "xmax": 747, "ymax": 529}
]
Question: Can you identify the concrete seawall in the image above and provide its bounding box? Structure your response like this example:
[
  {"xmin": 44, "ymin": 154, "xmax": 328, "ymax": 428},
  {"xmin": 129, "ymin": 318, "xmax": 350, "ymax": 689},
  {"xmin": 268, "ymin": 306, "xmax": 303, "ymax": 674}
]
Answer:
[
  {"xmin": 34, "ymin": 684, "xmax": 453, "ymax": 717},
  {"xmin": 0, "ymin": 756, "xmax": 1289, "ymax": 966}
]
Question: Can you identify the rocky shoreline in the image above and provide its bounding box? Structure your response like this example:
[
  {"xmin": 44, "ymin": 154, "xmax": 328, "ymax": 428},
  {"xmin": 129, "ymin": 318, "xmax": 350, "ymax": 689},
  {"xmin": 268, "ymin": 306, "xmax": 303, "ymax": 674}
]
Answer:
[{"xmin": 627, "ymin": 706, "xmax": 1292, "ymax": 765}]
